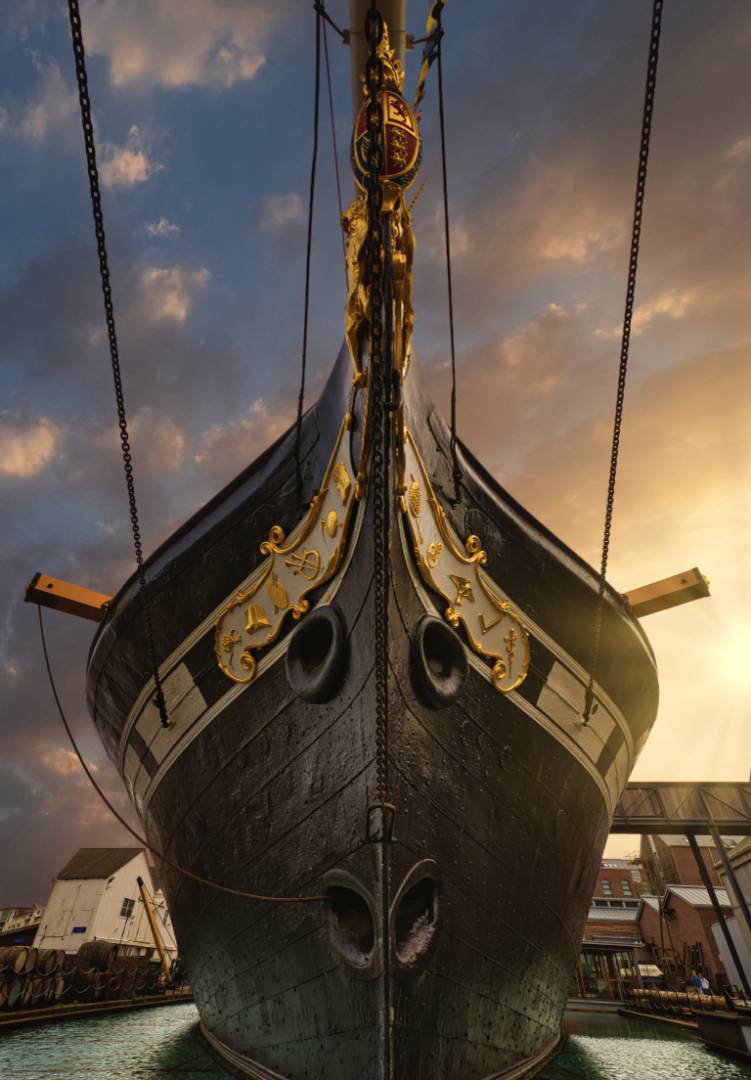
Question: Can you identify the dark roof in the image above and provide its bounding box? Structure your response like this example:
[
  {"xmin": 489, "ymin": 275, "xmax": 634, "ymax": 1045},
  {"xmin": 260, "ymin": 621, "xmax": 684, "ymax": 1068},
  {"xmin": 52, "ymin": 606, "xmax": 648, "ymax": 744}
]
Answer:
[{"xmin": 57, "ymin": 848, "xmax": 143, "ymax": 880}]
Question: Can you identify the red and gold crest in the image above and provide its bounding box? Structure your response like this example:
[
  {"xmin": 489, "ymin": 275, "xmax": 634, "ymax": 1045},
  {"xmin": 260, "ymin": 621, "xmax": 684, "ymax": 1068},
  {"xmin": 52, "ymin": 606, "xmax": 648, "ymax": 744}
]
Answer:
[
  {"xmin": 351, "ymin": 24, "xmax": 421, "ymax": 192},
  {"xmin": 352, "ymin": 88, "xmax": 421, "ymax": 191}
]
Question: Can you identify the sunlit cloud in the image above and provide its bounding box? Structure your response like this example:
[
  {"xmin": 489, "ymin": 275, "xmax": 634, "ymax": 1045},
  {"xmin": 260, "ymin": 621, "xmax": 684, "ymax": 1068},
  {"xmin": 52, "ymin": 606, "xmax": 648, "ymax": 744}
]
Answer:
[
  {"xmin": 143, "ymin": 217, "xmax": 180, "ymax": 237},
  {"xmin": 100, "ymin": 125, "xmax": 162, "ymax": 189},
  {"xmin": 541, "ymin": 221, "xmax": 623, "ymax": 264},
  {"xmin": 0, "ymin": 414, "xmax": 59, "ymax": 477},
  {"xmin": 259, "ymin": 192, "xmax": 304, "ymax": 231},
  {"xmin": 81, "ymin": 0, "xmax": 275, "ymax": 89},
  {"xmin": 725, "ymin": 134, "xmax": 751, "ymax": 161},
  {"xmin": 595, "ymin": 288, "xmax": 704, "ymax": 339},
  {"xmin": 1, "ymin": 61, "xmax": 78, "ymax": 141},
  {"xmin": 140, "ymin": 265, "xmax": 210, "ymax": 322},
  {"xmin": 195, "ymin": 398, "xmax": 291, "ymax": 481}
]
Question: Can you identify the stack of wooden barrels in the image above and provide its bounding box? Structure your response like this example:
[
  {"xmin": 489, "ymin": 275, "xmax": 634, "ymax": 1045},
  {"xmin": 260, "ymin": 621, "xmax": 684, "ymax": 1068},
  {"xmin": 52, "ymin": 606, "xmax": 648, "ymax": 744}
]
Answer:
[{"xmin": 0, "ymin": 943, "xmax": 183, "ymax": 1012}]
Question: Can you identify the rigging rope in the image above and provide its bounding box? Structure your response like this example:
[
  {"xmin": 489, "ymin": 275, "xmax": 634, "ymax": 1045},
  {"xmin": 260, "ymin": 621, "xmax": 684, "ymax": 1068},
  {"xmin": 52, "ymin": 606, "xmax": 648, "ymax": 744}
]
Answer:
[
  {"xmin": 583, "ymin": 0, "xmax": 663, "ymax": 724},
  {"xmin": 322, "ymin": 15, "xmax": 347, "ymax": 272},
  {"xmin": 313, "ymin": 1, "xmax": 347, "ymax": 42},
  {"xmin": 295, "ymin": 4, "xmax": 323, "ymax": 505},
  {"xmin": 66, "ymin": 0, "xmax": 169, "ymax": 729},
  {"xmin": 414, "ymin": 1, "xmax": 449, "ymax": 109},
  {"xmin": 37, "ymin": 606, "xmax": 326, "ymax": 904},
  {"xmin": 434, "ymin": 3, "xmax": 462, "ymax": 503}
]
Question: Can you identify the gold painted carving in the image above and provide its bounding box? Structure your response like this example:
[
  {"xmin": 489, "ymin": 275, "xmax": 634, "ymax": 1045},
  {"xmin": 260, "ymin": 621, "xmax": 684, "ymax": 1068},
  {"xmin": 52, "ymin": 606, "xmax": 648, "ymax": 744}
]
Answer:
[
  {"xmin": 426, "ymin": 542, "xmax": 443, "ymax": 568},
  {"xmin": 342, "ymin": 194, "xmax": 370, "ymax": 382},
  {"xmin": 449, "ymin": 574, "xmax": 474, "ymax": 607},
  {"xmin": 214, "ymin": 409, "xmax": 359, "ymax": 685},
  {"xmin": 266, "ymin": 572, "xmax": 288, "ymax": 612},
  {"xmin": 478, "ymin": 612, "xmax": 501, "ymax": 635},
  {"xmin": 245, "ymin": 603, "xmax": 271, "ymax": 635},
  {"xmin": 321, "ymin": 509, "xmax": 343, "ymax": 540},
  {"xmin": 400, "ymin": 429, "xmax": 530, "ymax": 693},
  {"xmin": 333, "ymin": 461, "xmax": 352, "ymax": 506}
]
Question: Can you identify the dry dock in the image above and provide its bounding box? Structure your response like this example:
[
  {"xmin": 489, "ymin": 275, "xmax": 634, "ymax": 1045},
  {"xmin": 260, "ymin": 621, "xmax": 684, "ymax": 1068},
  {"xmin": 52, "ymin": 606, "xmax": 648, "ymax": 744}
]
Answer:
[{"xmin": 2, "ymin": 1004, "xmax": 751, "ymax": 1079}]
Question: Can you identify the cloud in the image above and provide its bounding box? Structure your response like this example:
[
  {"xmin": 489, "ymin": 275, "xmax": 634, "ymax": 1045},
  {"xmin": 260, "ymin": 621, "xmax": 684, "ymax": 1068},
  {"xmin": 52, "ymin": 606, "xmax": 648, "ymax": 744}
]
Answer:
[
  {"xmin": 541, "ymin": 220, "xmax": 624, "ymax": 265},
  {"xmin": 259, "ymin": 192, "xmax": 304, "ymax": 231},
  {"xmin": 40, "ymin": 748, "xmax": 96, "ymax": 778},
  {"xmin": 99, "ymin": 125, "xmax": 162, "ymax": 188},
  {"xmin": 725, "ymin": 134, "xmax": 751, "ymax": 161},
  {"xmin": 0, "ymin": 414, "xmax": 59, "ymax": 477},
  {"xmin": 1, "ymin": 61, "xmax": 78, "ymax": 142},
  {"xmin": 595, "ymin": 287, "xmax": 705, "ymax": 340},
  {"xmin": 130, "ymin": 407, "xmax": 187, "ymax": 470},
  {"xmin": 140, "ymin": 265, "xmax": 210, "ymax": 322},
  {"xmin": 143, "ymin": 217, "xmax": 180, "ymax": 237},
  {"xmin": 194, "ymin": 398, "xmax": 292, "ymax": 482},
  {"xmin": 81, "ymin": 0, "xmax": 276, "ymax": 90}
]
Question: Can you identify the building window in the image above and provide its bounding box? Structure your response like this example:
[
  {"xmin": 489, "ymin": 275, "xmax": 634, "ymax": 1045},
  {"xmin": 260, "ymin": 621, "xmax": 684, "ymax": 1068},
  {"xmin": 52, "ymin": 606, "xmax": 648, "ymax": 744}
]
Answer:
[
  {"xmin": 601, "ymin": 879, "xmax": 613, "ymax": 896},
  {"xmin": 593, "ymin": 899, "xmax": 608, "ymax": 907},
  {"xmin": 621, "ymin": 880, "xmax": 632, "ymax": 897},
  {"xmin": 120, "ymin": 898, "xmax": 135, "ymax": 919}
]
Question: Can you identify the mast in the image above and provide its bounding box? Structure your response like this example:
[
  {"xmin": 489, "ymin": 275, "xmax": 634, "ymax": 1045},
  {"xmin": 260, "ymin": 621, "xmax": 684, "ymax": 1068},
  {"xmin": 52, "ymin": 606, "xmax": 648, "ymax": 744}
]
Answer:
[{"xmin": 349, "ymin": 0, "xmax": 407, "ymax": 116}]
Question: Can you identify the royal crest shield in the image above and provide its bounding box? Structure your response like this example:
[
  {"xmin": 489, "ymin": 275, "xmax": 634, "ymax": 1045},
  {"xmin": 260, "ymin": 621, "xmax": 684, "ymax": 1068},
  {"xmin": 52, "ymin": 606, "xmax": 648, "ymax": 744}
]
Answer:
[{"xmin": 352, "ymin": 88, "xmax": 422, "ymax": 191}]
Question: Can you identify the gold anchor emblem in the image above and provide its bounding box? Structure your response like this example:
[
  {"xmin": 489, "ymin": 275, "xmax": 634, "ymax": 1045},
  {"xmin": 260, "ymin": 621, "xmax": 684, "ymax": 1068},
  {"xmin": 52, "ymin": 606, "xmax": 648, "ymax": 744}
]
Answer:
[
  {"xmin": 449, "ymin": 574, "xmax": 474, "ymax": 606},
  {"xmin": 285, "ymin": 547, "xmax": 322, "ymax": 581},
  {"xmin": 245, "ymin": 603, "xmax": 271, "ymax": 635}
]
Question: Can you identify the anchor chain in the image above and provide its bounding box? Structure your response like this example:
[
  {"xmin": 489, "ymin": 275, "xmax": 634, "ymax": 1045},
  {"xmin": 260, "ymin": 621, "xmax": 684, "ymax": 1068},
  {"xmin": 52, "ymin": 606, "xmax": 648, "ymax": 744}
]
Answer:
[
  {"xmin": 584, "ymin": 0, "xmax": 663, "ymax": 724},
  {"xmin": 66, "ymin": 0, "xmax": 169, "ymax": 728},
  {"xmin": 364, "ymin": 5, "xmax": 389, "ymax": 810}
]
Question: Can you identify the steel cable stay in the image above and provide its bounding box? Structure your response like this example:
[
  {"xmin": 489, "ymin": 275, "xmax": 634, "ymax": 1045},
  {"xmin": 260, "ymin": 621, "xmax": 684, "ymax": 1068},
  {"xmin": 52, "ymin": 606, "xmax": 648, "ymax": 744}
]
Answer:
[
  {"xmin": 66, "ymin": 0, "xmax": 168, "ymax": 730},
  {"xmin": 583, "ymin": 0, "xmax": 664, "ymax": 725},
  {"xmin": 434, "ymin": 2, "xmax": 463, "ymax": 503},
  {"xmin": 295, "ymin": 3, "xmax": 323, "ymax": 504},
  {"xmin": 37, "ymin": 606, "xmax": 326, "ymax": 904},
  {"xmin": 322, "ymin": 14, "xmax": 347, "ymax": 272}
]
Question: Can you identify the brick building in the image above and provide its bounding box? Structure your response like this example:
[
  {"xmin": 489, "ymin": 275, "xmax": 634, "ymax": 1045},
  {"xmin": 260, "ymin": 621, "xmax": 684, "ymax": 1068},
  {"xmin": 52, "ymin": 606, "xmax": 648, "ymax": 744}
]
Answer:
[
  {"xmin": 574, "ymin": 858, "xmax": 648, "ymax": 999},
  {"xmin": 640, "ymin": 834, "xmax": 722, "ymax": 894},
  {"xmin": 639, "ymin": 886, "xmax": 733, "ymax": 989}
]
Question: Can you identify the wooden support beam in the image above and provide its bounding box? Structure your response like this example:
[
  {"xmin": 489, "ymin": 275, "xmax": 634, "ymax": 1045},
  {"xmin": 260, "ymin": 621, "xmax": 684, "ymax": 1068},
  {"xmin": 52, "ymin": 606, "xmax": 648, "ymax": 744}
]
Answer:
[
  {"xmin": 24, "ymin": 572, "xmax": 111, "ymax": 623},
  {"xmin": 622, "ymin": 567, "xmax": 709, "ymax": 618},
  {"xmin": 137, "ymin": 876, "xmax": 172, "ymax": 984}
]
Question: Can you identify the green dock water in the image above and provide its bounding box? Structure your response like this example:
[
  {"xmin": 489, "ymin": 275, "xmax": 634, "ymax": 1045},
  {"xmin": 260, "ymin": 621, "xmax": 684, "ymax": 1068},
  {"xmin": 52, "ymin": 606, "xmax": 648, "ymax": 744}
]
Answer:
[{"xmin": 1, "ymin": 1003, "xmax": 751, "ymax": 1078}]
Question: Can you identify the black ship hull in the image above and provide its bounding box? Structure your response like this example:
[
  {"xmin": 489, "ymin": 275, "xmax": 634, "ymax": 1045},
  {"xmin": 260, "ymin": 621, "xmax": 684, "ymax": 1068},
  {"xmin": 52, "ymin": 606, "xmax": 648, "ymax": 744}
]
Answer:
[{"xmin": 87, "ymin": 344, "xmax": 657, "ymax": 1078}]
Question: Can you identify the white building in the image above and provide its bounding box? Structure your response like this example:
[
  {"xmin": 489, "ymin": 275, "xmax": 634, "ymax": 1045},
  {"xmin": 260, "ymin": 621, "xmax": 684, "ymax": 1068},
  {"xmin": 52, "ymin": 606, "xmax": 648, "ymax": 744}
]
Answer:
[
  {"xmin": 716, "ymin": 837, "xmax": 751, "ymax": 984},
  {"xmin": 0, "ymin": 905, "xmax": 44, "ymax": 933},
  {"xmin": 33, "ymin": 847, "xmax": 177, "ymax": 959}
]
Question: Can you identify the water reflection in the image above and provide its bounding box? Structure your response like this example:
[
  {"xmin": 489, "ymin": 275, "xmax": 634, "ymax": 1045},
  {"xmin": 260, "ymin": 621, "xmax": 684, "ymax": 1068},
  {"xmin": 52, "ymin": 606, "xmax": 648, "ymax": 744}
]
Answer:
[
  {"xmin": 540, "ymin": 1011, "xmax": 751, "ymax": 1080},
  {"xmin": 3, "ymin": 1003, "xmax": 751, "ymax": 1078},
  {"xmin": 0, "ymin": 1004, "xmax": 221, "ymax": 1079}
]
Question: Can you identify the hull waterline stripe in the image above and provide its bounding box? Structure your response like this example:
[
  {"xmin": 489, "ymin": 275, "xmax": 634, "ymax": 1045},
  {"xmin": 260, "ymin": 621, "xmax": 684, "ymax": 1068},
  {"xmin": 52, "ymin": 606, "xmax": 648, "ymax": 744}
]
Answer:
[{"xmin": 200, "ymin": 1022, "xmax": 292, "ymax": 1080}]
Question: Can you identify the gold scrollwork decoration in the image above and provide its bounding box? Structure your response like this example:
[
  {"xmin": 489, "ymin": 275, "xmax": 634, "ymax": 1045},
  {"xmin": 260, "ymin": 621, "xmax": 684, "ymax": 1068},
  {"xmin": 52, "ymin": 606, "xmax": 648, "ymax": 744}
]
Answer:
[
  {"xmin": 400, "ymin": 428, "xmax": 530, "ymax": 694},
  {"xmin": 214, "ymin": 408, "xmax": 359, "ymax": 685}
]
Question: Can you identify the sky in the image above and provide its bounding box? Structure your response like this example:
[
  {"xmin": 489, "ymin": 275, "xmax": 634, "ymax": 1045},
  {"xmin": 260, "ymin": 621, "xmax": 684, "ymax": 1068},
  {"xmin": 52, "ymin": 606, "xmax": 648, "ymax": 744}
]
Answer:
[{"xmin": 1, "ymin": 0, "xmax": 750, "ymax": 906}]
